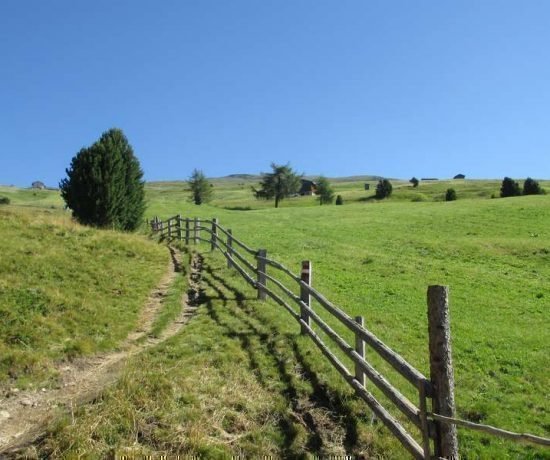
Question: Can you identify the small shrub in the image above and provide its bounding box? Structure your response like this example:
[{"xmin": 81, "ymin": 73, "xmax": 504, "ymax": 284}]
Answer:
[
  {"xmin": 523, "ymin": 177, "xmax": 544, "ymax": 195},
  {"xmin": 445, "ymin": 188, "xmax": 457, "ymax": 201},
  {"xmin": 0, "ymin": 197, "xmax": 10, "ymax": 205},
  {"xmin": 409, "ymin": 177, "xmax": 419, "ymax": 188},
  {"xmin": 335, "ymin": 195, "xmax": 344, "ymax": 205}
]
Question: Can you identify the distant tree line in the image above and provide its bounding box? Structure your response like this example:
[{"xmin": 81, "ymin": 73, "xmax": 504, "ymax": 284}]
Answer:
[
  {"xmin": 187, "ymin": 163, "xmax": 342, "ymax": 208},
  {"xmin": 59, "ymin": 131, "xmax": 546, "ymax": 227},
  {"xmin": 500, "ymin": 177, "xmax": 545, "ymax": 198}
]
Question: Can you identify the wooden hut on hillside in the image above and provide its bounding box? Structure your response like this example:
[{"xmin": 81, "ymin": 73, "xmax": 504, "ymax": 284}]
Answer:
[{"xmin": 299, "ymin": 179, "xmax": 317, "ymax": 196}]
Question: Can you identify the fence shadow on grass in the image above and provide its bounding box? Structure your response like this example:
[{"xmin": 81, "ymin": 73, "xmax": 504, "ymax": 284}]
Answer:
[{"xmin": 201, "ymin": 260, "xmax": 362, "ymax": 456}]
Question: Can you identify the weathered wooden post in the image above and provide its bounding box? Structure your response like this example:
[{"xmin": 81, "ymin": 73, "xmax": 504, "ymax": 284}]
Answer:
[
  {"xmin": 428, "ymin": 285, "xmax": 459, "ymax": 459},
  {"xmin": 300, "ymin": 260, "xmax": 312, "ymax": 335},
  {"xmin": 256, "ymin": 249, "xmax": 267, "ymax": 300},
  {"xmin": 185, "ymin": 218, "xmax": 190, "ymax": 245},
  {"xmin": 159, "ymin": 218, "xmax": 164, "ymax": 234},
  {"xmin": 354, "ymin": 315, "xmax": 366, "ymax": 387},
  {"xmin": 194, "ymin": 218, "xmax": 200, "ymax": 244},
  {"xmin": 177, "ymin": 214, "xmax": 182, "ymax": 241},
  {"xmin": 227, "ymin": 229, "xmax": 233, "ymax": 268},
  {"xmin": 168, "ymin": 218, "xmax": 172, "ymax": 239},
  {"xmin": 211, "ymin": 218, "xmax": 218, "ymax": 251}
]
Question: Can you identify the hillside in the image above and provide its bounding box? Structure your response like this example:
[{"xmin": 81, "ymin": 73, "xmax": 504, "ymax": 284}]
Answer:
[
  {"xmin": 145, "ymin": 177, "xmax": 550, "ymax": 214},
  {"xmin": 0, "ymin": 206, "xmax": 168, "ymax": 390},
  {"xmin": 1, "ymin": 180, "xmax": 549, "ymax": 458},
  {"xmin": 142, "ymin": 182, "xmax": 550, "ymax": 458}
]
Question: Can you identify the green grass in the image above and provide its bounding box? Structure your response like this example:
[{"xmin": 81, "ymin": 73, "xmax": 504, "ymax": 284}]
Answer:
[
  {"xmin": 0, "ymin": 206, "xmax": 167, "ymax": 389},
  {"xmin": 149, "ymin": 244, "xmax": 190, "ymax": 338},
  {"xmin": 38, "ymin": 250, "xmax": 394, "ymax": 458},
  {"xmin": 142, "ymin": 180, "xmax": 550, "ymax": 458},
  {"xmin": 3, "ymin": 178, "xmax": 550, "ymax": 457},
  {"xmin": 144, "ymin": 177, "xmax": 550, "ymax": 214},
  {"xmin": 0, "ymin": 186, "xmax": 64, "ymax": 210}
]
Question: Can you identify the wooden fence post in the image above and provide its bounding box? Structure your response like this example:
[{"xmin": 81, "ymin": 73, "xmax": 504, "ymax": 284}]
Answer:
[
  {"xmin": 160, "ymin": 218, "xmax": 164, "ymax": 234},
  {"xmin": 194, "ymin": 218, "xmax": 200, "ymax": 244},
  {"xmin": 177, "ymin": 214, "xmax": 182, "ymax": 241},
  {"xmin": 256, "ymin": 249, "xmax": 267, "ymax": 300},
  {"xmin": 354, "ymin": 316, "xmax": 366, "ymax": 387},
  {"xmin": 168, "ymin": 218, "xmax": 172, "ymax": 239},
  {"xmin": 300, "ymin": 260, "xmax": 312, "ymax": 335},
  {"xmin": 211, "ymin": 218, "xmax": 218, "ymax": 251},
  {"xmin": 227, "ymin": 229, "xmax": 233, "ymax": 268},
  {"xmin": 428, "ymin": 285, "xmax": 458, "ymax": 459},
  {"xmin": 185, "ymin": 218, "xmax": 190, "ymax": 244}
]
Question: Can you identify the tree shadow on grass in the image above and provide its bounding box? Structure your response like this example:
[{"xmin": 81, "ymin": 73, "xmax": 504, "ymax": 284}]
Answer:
[
  {"xmin": 357, "ymin": 195, "xmax": 379, "ymax": 203},
  {"xmin": 223, "ymin": 206, "xmax": 253, "ymax": 211}
]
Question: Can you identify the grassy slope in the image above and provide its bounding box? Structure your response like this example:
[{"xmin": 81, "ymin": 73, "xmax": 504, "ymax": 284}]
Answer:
[
  {"xmin": 0, "ymin": 186, "xmax": 64, "ymax": 210},
  {"xmin": 143, "ymin": 180, "xmax": 549, "ymax": 458},
  {"xmin": 0, "ymin": 206, "xmax": 167, "ymax": 389},
  {"xmin": 3, "ymin": 179, "xmax": 549, "ymax": 457},
  {"xmin": 41, "ymin": 249, "xmax": 393, "ymax": 459},
  {"xmin": 145, "ymin": 177, "xmax": 550, "ymax": 213}
]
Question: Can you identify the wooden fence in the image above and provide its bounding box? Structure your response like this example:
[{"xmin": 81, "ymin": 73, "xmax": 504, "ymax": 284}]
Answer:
[{"xmin": 150, "ymin": 215, "xmax": 550, "ymax": 459}]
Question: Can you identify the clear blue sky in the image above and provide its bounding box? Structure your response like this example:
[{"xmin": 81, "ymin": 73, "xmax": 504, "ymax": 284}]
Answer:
[{"xmin": 1, "ymin": 1, "xmax": 549, "ymax": 187}]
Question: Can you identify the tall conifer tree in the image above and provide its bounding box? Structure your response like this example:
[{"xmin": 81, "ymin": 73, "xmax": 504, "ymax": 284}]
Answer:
[
  {"xmin": 188, "ymin": 169, "xmax": 213, "ymax": 205},
  {"xmin": 60, "ymin": 128, "xmax": 145, "ymax": 231},
  {"xmin": 254, "ymin": 163, "xmax": 301, "ymax": 208},
  {"xmin": 316, "ymin": 176, "xmax": 335, "ymax": 205},
  {"xmin": 500, "ymin": 177, "xmax": 521, "ymax": 198}
]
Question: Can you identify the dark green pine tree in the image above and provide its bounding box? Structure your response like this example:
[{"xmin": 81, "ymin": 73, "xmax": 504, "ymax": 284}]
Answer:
[
  {"xmin": 60, "ymin": 128, "xmax": 145, "ymax": 231},
  {"xmin": 316, "ymin": 176, "xmax": 335, "ymax": 205},
  {"xmin": 254, "ymin": 163, "xmax": 302, "ymax": 208},
  {"xmin": 523, "ymin": 177, "xmax": 544, "ymax": 196},
  {"xmin": 188, "ymin": 169, "xmax": 213, "ymax": 205},
  {"xmin": 375, "ymin": 179, "xmax": 393, "ymax": 199},
  {"xmin": 500, "ymin": 177, "xmax": 521, "ymax": 198}
]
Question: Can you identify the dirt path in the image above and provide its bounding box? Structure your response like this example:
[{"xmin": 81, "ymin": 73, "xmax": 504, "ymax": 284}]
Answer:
[{"xmin": 0, "ymin": 246, "xmax": 202, "ymax": 455}]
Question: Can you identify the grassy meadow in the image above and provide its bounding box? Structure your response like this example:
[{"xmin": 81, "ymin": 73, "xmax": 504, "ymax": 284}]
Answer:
[
  {"xmin": 0, "ymin": 185, "xmax": 64, "ymax": 210},
  {"xmin": 144, "ymin": 177, "xmax": 550, "ymax": 458},
  {"xmin": 0, "ymin": 205, "xmax": 167, "ymax": 389},
  {"xmin": 40, "ymin": 248, "xmax": 394, "ymax": 458},
  {"xmin": 1, "ymin": 177, "xmax": 549, "ymax": 457}
]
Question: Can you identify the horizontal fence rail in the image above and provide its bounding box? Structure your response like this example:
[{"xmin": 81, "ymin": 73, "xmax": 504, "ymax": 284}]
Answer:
[{"xmin": 150, "ymin": 215, "xmax": 550, "ymax": 458}]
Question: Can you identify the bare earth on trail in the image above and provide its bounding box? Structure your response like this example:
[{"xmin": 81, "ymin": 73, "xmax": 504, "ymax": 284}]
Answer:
[{"xmin": 0, "ymin": 246, "xmax": 201, "ymax": 455}]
